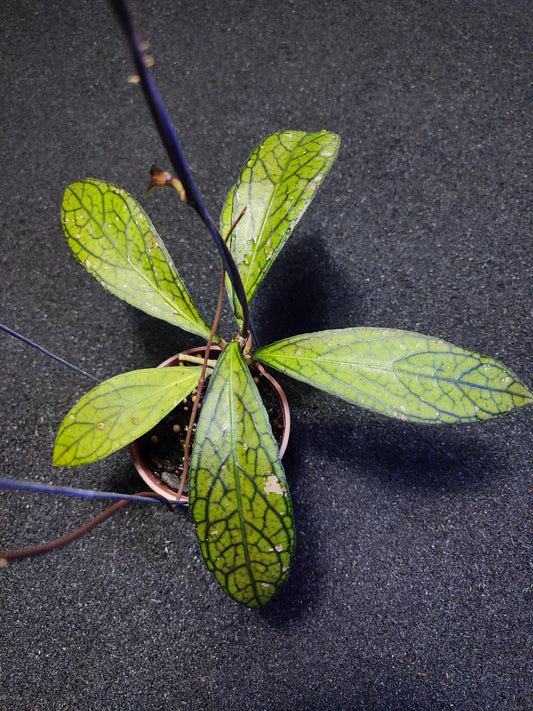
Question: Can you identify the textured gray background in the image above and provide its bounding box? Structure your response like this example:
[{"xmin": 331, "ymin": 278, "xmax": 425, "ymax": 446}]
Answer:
[{"xmin": 1, "ymin": 1, "xmax": 531, "ymax": 709}]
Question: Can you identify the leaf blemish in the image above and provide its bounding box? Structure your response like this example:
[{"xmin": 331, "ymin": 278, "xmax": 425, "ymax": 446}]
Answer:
[{"xmin": 264, "ymin": 474, "xmax": 283, "ymax": 496}]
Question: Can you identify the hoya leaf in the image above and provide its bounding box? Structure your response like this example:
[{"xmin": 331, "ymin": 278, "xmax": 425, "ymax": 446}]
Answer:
[
  {"xmin": 189, "ymin": 342, "xmax": 294, "ymax": 608},
  {"xmin": 255, "ymin": 328, "xmax": 533, "ymax": 423},
  {"xmin": 220, "ymin": 131, "xmax": 340, "ymax": 319},
  {"xmin": 54, "ymin": 366, "xmax": 202, "ymax": 466},
  {"xmin": 62, "ymin": 179, "xmax": 212, "ymax": 339}
]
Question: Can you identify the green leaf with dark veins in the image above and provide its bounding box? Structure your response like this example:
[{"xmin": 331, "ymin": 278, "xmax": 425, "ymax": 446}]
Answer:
[
  {"xmin": 54, "ymin": 366, "xmax": 202, "ymax": 466},
  {"xmin": 255, "ymin": 328, "xmax": 533, "ymax": 423},
  {"xmin": 189, "ymin": 342, "xmax": 294, "ymax": 608},
  {"xmin": 62, "ymin": 179, "xmax": 212, "ymax": 339},
  {"xmin": 220, "ymin": 131, "xmax": 340, "ymax": 319}
]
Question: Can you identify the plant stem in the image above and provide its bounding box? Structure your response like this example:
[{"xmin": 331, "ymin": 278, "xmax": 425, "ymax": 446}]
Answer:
[
  {"xmin": 176, "ymin": 353, "xmax": 218, "ymax": 369},
  {"xmin": 0, "ymin": 477, "xmax": 177, "ymax": 505},
  {"xmin": 0, "ymin": 324, "xmax": 99, "ymax": 382},
  {"xmin": 108, "ymin": 0, "xmax": 251, "ymax": 341},
  {"xmin": 176, "ymin": 208, "xmax": 248, "ymax": 500},
  {"xmin": 176, "ymin": 265, "xmax": 226, "ymax": 501},
  {"xmin": 0, "ymin": 492, "xmax": 174, "ymax": 564}
]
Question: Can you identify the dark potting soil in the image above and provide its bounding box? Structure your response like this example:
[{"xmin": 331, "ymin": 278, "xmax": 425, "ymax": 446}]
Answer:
[{"xmin": 135, "ymin": 364, "xmax": 286, "ymax": 495}]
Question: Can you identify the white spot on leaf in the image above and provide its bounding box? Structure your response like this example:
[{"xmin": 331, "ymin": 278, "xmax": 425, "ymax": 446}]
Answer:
[{"xmin": 264, "ymin": 474, "xmax": 284, "ymax": 496}]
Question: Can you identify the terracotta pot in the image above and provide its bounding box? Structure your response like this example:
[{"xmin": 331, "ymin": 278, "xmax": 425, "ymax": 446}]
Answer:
[{"xmin": 130, "ymin": 346, "xmax": 291, "ymax": 504}]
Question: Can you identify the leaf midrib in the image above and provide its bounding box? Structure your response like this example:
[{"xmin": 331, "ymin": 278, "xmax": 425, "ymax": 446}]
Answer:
[
  {"xmin": 262, "ymin": 352, "xmax": 523, "ymax": 395},
  {"xmin": 227, "ymin": 346, "xmax": 260, "ymax": 606},
  {"xmin": 241, "ymin": 132, "xmax": 313, "ymax": 296}
]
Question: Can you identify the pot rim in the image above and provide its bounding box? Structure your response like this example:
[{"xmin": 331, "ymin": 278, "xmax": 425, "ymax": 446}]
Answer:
[{"xmin": 130, "ymin": 345, "xmax": 291, "ymax": 504}]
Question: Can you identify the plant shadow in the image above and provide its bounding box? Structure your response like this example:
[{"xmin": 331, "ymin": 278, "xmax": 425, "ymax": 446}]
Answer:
[
  {"xmin": 295, "ymin": 406, "xmax": 504, "ymax": 494},
  {"xmin": 258, "ymin": 430, "xmax": 324, "ymax": 625},
  {"xmin": 131, "ymin": 309, "xmax": 205, "ymax": 367},
  {"xmin": 252, "ymin": 231, "xmax": 363, "ymax": 345},
  {"xmin": 260, "ymin": 411, "xmax": 507, "ymax": 625}
]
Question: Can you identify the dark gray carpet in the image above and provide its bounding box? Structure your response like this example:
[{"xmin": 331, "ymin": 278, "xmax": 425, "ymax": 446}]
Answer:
[{"xmin": 1, "ymin": 1, "xmax": 531, "ymax": 709}]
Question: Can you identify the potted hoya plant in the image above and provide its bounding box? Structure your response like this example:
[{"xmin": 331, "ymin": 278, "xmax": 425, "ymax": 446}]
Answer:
[{"xmin": 1, "ymin": 0, "xmax": 531, "ymax": 610}]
